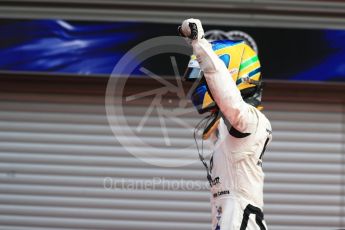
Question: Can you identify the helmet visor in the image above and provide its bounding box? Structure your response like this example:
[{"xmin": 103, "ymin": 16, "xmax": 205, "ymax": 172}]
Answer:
[{"xmin": 183, "ymin": 59, "xmax": 203, "ymax": 81}]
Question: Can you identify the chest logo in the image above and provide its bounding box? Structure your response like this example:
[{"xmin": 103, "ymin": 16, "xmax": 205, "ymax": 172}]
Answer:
[{"xmin": 211, "ymin": 176, "xmax": 220, "ymax": 186}]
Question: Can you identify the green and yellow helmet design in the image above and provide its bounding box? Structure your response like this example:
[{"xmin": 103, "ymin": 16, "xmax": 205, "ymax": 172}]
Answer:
[
  {"xmin": 185, "ymin": 39, "xmax": 263, "ymax": 114},
  {"xmin": 184, "ymin": 39, "xmax": 263, "ymax": 139}
]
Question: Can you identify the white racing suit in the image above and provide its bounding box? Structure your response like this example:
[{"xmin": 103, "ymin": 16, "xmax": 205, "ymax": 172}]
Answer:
[{"xmin": 192, "ymin": 38, "xmax": 272, "ymax": 230}]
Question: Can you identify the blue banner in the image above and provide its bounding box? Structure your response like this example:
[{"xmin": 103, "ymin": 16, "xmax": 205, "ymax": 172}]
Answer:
[
  {"xmin": 0, "ymin": 20, "xmax": 144, "ymax": 75},
  {"xmin": 0, "ymin": 19, "xmax": 344, "ymax": 82}
]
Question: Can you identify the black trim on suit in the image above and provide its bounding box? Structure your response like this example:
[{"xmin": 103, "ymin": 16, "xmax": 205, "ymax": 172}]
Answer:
[{"xmin": 240, "ymin": 204, "xmax": 266, "ymax": 230}]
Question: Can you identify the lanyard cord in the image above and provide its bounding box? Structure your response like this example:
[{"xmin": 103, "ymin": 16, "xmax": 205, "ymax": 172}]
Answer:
[{"xmin": 193, "ymin": 113, "xmax": 215, "ymax": 187}]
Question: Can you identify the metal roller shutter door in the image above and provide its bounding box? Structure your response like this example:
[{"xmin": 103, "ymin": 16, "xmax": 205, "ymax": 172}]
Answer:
[
  {"xmin": 1, "ymin": 0, "xmax": 345, "ymax": 29},
  {"xmin": 0, "ymin": 91, "xmax": 344, "ymax": 230}
]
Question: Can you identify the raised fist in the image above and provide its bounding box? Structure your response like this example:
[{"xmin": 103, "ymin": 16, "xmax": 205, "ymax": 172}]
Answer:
[{"xmin": 178, "ymin": 18, "xmax": 204, "ymax": 40}]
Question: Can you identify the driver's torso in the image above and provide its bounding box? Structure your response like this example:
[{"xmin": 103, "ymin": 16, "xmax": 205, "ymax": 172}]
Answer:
[{"xmin": 207, "ymin": 107, "xmax": 272, "ymax": 230}]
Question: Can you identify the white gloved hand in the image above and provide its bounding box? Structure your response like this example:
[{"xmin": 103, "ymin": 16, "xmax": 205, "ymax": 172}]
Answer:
[{"xmin": 178, "ymin": 18, "xmax": 204, "ymax": 40}]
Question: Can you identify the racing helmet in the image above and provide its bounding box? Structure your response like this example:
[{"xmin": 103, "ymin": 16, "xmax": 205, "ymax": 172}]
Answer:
[{"xmin": 184, "ymin": 40, "xmax": 263, "ymax": 139}]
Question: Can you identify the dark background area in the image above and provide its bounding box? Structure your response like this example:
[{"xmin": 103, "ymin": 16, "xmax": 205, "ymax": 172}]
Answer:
[{"xmin": 0, "ymin": 19, "xmax": 344, "ymax": 82}]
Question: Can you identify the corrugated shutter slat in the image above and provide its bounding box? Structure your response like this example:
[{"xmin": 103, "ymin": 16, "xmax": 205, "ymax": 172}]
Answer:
[{"xmin": 0, "ymin": 93, "xmax": 343, "ymax": 230}]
